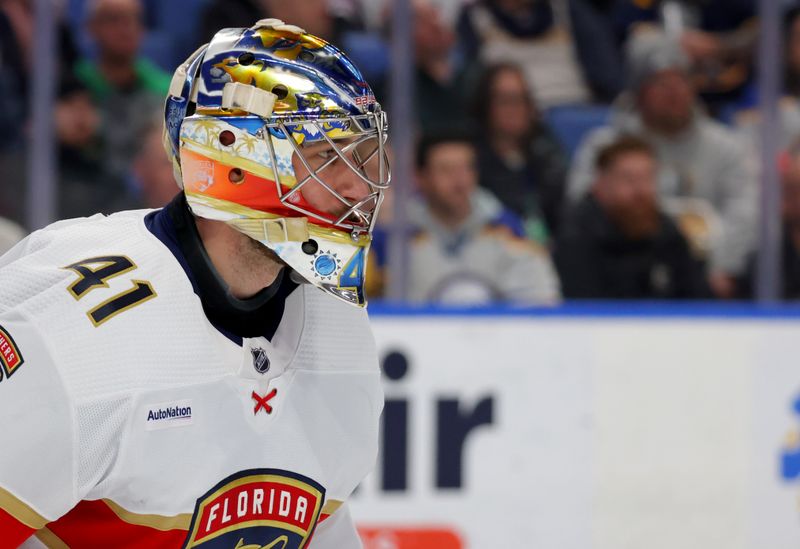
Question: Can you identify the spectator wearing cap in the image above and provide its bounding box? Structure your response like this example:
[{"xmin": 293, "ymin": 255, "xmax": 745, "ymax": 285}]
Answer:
[
  {"xmin": 556, "ymin": 135, "xmax": 708, "ymax": 300},
  {"xmin": 72, "ymin": 0, "xmax": 170, "ymax": 216},
  {"xmin": 472, "ymin": 62, "xmax": 568, "ymax": 241},
  {"xmin": 611, "ymin": 0, "xmax": 757, "ymax": 109},
  {"xmin": 567, "ymin": 30, "xmax": 758, "ymax": 299},
  {"xmin": 456, "ymin": 0, "xmax": 623, "ymax": 108},
  {"xmin": 377, "ymin": 132, "xmax": 561, "ymax": 305}
]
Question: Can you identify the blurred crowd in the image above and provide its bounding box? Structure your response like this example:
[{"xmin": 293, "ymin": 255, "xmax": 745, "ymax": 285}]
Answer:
[{"xmin": 2, "ymin": 0, "xmax": 800, "ymax": 304}]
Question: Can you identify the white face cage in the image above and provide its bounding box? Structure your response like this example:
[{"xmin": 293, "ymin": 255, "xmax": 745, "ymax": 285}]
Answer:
[{"xmin": 257, "ymin": 110, "xmax": 390, "ymax": 239}]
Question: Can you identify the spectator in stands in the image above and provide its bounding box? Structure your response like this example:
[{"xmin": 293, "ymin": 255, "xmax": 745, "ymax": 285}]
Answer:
[
  {"xmin": 377, "ymin": 0, "xmax": 476, "ymax": 134},
  {"xmin": 0, "ymin": 0, "xmax": 78, "ymax": 224},
  {"xmin": 200, "ymin": 0, "xmax": 364, "ymax": 45},
  {"xmin": 55, "ymin": 77, "xmax": 111, "ymax": 219},
  {"xmin": 473, "ymin": 62, "xmax": 568, "ymax": 241},
  {"xmin": 133, "ymin": 118, "xmax": 178, "ymax": 208},
  {"xmin": 0, "ymin": 216, "xmax": 25, "ymax": 256},
  {"xmin": 71, "ymin": 0, "xmax": 169, "ymax": 215},
  {"xmin": 401, "ymin": 132, "xmax": 561, "ymax": 305},
  {"xmin": 199, "ymin": 0, "xmax": 260, "ymax": 40},
  {"xmin": 556, "ymin": 135, "xmax": 708, "ymax": 300},
  {"xmin": 611, "ymin": 0, "xmax": 756, "ymax": 109},
  {"xmin": 568, "ymin": 31, "xmax": 757, "ymax": 299},
  {"xmin": 0, "ymin": 0, "xmax": 79, "ymax": 152},
  {"xmin": 456, "ymin": 0, "xmax": 623, "ymax": 108},
  {"xmin": 731, "ymin": 6, "xmax": 800, "ymax": 149}
]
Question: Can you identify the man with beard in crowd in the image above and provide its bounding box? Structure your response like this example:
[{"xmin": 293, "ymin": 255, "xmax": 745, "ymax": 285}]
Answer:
[
  {"xmin": 567, "ymin": 31, "xmax": 757, "ymax": 299},
  {"xmin": 556, "ymin": 135, "xmax": 708, "ymax": 299}
]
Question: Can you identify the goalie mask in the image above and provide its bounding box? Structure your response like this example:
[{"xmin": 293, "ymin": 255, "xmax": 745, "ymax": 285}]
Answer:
[{"xmin": 164, "ymin": 19, "xmax": 390, "ymax": 307}]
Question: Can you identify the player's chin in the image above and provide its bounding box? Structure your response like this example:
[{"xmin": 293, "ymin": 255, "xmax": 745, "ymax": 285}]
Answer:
[{"xmin": 245, "ymin": 235, "xmax": 286, "ymax": 266}]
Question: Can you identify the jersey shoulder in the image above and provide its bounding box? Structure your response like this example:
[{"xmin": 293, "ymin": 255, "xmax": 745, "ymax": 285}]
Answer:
[
  {"xmin": 0, "ymin": 210, "xmax": 225, "ymax": 401},
  {"xmin": 0, "ymin": 211, "xmax": 168, "ymax": 310}
]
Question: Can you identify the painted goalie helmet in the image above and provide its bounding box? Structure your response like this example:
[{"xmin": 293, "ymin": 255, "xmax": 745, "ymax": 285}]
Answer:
[{"xmin": 164, "ymin": 19, "xmax": 389, "ymax": 306}]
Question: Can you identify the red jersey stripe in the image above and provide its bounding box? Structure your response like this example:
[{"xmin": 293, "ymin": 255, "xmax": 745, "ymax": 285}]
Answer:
[
  {"xmin": 0, "ymin": 506, "xmax": 36, "ymax": 548},
  {"xmin": 47, "ymin": 500, "xmax": 188, "ymax": 549}
]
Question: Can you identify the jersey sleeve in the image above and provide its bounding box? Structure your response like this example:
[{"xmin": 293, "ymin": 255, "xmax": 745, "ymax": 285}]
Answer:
[
  {"xmin": 0, "ymin": 308, "xmax": 77, "ymax": 547},
  {"xmin": 311, "ymin": 502, "xmax": 362, "ymax": 549}
]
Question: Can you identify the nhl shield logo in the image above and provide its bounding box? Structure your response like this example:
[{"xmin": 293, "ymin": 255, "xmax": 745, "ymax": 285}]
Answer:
[
  {"xmin": 182, "ymin": 469, "xmax": 325, "ymax": 548},
  {"xmin": 251, "ymin": 348, "xmax": 270, "ymax": 374}
]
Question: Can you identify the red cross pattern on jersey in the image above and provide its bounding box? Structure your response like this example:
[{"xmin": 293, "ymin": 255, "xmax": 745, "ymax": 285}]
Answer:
[{"xmin": 252, "ymin": 389, "xmax": 278, "ymax": 415}]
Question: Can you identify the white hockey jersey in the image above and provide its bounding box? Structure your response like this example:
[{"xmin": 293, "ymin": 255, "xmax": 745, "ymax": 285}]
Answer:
[{"xmin": 0, "ymin": 208, "xmax": 383, "ymax": 548}]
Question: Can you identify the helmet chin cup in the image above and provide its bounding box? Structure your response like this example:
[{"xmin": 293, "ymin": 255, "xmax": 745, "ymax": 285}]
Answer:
[
  {"xmin": 269, "ymin": 233, "xmax": 369, "ymax": 307},
  {"xmin": 217, "ymin": 214, "xmax": 369, "ymax": 306}
]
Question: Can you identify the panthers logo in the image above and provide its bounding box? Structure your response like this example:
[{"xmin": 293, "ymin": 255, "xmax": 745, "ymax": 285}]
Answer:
[
  {"xmin": 0, "ymin": 324, "xmax": 24, "ymax": 382},
  {"xmin": 182, "ymin": 469, "xmax": 325, "ymax": 548}
]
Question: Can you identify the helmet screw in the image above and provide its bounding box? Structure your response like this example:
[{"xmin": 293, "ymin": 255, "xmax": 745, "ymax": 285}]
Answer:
[
  {"xmin": 301, "ymin": 239, "xmax": 319, "ymax": 255},
  {"xmin": 219, "ymin": 130, "xmax": 236, "ymax": 146},
  {"xmin": 271, "ymin": 84, "xmax": 289, "ymax": 100},
  {"xmin": 238, "ymin": 52, "xmax": 255, "ymax": 66},
  {"xmin": 228, "ymin": 168, "xmax": 245, "ymax": 184}
]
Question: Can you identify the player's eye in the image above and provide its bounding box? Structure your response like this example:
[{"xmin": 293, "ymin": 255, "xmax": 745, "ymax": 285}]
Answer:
[{"xmin": 315, "ymin": 148, "xmax": 335, "ymax": 160}]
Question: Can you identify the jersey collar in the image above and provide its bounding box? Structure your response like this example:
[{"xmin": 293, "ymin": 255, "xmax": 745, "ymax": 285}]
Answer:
[{"xmin": 144, "ymin": 194, "xmax": 298, "ymax": 345}]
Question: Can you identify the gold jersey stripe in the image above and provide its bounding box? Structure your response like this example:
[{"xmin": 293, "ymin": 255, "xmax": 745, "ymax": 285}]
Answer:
[
  {"xmin": 35, "ymin": 527, "xmax": 69, "ymax": 549},
  {"xmin": 0, "ymin": 485, "xmax": 48, "ymax": 529},
  {"xmin": 103, "ymin": 499, "xmax": 192, "ymax": 531},
  {"xmin": 321, "ymin": 499, "xmax": 344, "ymax": 516},
  {"xmin": 17, "ymin": 496, "xmax": 345, "ymax": 546}
]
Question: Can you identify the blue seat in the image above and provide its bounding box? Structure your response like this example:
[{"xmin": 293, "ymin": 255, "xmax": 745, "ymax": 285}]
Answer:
[{"xmin": 543, "ymin": 104, "xmax": 612, "ymax": 158}]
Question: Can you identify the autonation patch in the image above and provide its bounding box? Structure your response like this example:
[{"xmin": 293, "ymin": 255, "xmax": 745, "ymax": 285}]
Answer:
[{"xmin": 145, "ymin": 399, "xmax": 193, "ymax": 430}]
